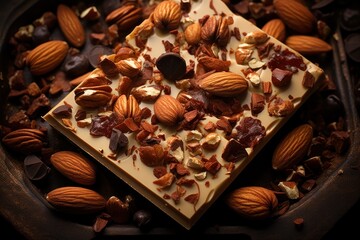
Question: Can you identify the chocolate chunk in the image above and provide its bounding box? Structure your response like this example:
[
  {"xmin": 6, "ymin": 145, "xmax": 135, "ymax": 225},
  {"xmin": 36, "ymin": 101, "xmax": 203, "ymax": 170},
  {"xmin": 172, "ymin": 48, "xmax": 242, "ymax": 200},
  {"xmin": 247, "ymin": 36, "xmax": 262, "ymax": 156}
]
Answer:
[
  {"xmin": 88, "ymin": 45, "xmax": 113, "ymax": 68},
  {"xmin": 222, "ymin": 139, "xmax": 248, "ymax": 162},
  {"xmin": 272, "ymin": 68, "xmax": 293, "ymax": 87},
  {"xmin": 32, "ymin": 25, "xmax": 50, "ymax": 45},
  {"xmin": 24, "ymin": 155, "xmax": 51, "ymax": 181},
  {"xmin": 340, "ymin": 6, "xmax": 360, "ymax": 32},
  {"xmin": 64, "ymin": 54, "xmax": 90, "ymax": 78},
  {"xmin": 53, "ymin": 104, "xmax": 72, "ymax": 118},
  {"xmin": 109, "ymin": 129, "xmax": 128, "ymax": 152},
  {"xmin": 344, "ymin": 33, "xmax": 360, "ymax": 63},
  {"xmin": 323, "ymin": 94, "xmax": 344, "ymax": 123},
  {"xmin": 75, "ymin": 109, "xmax": 87, "ymax": 121},
  {"xmin": 155, "ymin": 52, "xmax": 186, "ymax": 81}
]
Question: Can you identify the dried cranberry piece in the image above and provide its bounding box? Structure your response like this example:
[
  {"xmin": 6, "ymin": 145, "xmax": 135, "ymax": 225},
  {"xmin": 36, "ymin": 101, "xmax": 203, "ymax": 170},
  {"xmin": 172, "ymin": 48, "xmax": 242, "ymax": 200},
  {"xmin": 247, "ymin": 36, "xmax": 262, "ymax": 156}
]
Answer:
[
  {"xmin": 90, "ymin": 113, "xmax": 122, "ymax": 138},
  {"xmin": 268, "ymin": 49, "xmax": 306, "ymax": 72},
  {"xmin": 235, "ymin": 117, "xmax": 266, "ymax": 148}
]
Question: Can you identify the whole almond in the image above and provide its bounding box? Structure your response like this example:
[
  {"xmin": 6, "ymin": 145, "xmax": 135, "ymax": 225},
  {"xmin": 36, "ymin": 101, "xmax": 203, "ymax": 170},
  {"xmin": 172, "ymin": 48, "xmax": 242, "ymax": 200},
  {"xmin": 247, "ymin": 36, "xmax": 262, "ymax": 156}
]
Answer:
[
  {"xmin": 26, "ymin": 40, "xmax": 69, "ymax": 75},
  {"xmin": 285, "ymin": 35, "xmax": 332, "ymax": 55},
  {"xmin": 46, "ymin": 186, "xmax": 106, "ymax": 214},
  {"xmin": 154, "ymin": 95, "xmax": 184, "ymax": 126},
  {"xmin": 152, "ymin": 0, "xmax": 182, "ymax": 31},
  {"xmin": 273, "ymin": 0, "xmax": 315, "ymax": 34},
  {"xmin": 57, "ymin": 4, "xmax": 86, "ymax": 47},
  {"xmin": 226, "ymin": 186, "xmax": 278, "ymax": 220},
  {"xmin": 50, "ymin": 151, "xmax": 96, "ymax": 185},
  {"xmin": 272, "ymin": 124, "xmax": 313, "ymax": 171},
  {"xmin": 261, "ymin": 18, "xmax": 286, "ymax": 42},
  {"xmin": 198, "ymin": 72, "xmax": 248, "ymax": 97},
  {"xmin": 2, "ymin": 128, "xmax": 46, "ymax": 154}
]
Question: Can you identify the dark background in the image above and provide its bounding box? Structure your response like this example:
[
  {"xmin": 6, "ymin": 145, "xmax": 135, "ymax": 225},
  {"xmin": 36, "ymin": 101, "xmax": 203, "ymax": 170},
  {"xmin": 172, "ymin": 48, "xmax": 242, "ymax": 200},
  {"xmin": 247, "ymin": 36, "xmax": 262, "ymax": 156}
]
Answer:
[{"xmin": 2, "ymin": 200, "xmax": 360, "ymax": 239}]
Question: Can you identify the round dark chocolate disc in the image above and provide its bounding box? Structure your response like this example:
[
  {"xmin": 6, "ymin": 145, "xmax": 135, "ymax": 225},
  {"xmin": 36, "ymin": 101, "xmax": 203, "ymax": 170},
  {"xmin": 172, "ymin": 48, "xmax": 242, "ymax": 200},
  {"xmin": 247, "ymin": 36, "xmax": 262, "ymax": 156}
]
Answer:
[
  {"xmin": 88, "ymin": 45, "xmax": 113, "ymax": 68},
  {"xmin": 155, "ymin": 52, "xmax": 186, "ymax": 81},
  {"xmin": 344, "ymin": 33, "xmax": 360, "ymax": 63},
  {"xmin": 340, "ymin": 5, "xmax": 360, "ymax": 32},
  {"xmin": 24, "ymin": 155, "xmax": 51, "ymax": 181}
]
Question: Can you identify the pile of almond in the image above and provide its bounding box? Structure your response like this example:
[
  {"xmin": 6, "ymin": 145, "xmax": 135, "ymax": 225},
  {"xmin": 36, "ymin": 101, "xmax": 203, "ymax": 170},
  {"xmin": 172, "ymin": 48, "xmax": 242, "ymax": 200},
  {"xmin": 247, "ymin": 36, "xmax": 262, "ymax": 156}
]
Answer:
[{"xmin": 0, "ymin": 0, "xmax": 350, "ymax": 233}]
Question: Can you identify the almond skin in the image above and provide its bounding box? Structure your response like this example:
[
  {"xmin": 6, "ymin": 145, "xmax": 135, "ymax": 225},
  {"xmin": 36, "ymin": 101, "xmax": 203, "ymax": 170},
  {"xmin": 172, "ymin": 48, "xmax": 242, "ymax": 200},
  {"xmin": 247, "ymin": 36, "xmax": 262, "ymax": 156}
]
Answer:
[
  {"xmin": 152, "ymin": 0, "xmax": 182, "ymax": 31},
  {"xmin": 285, "ymin": 35, "xmax": 332, "ymax": 55},
  {"xmin": 261, "ymin": 18, "xmax": 286, "ymax": 42},
  {"xmin": 46, "ymin": 186, "xmax": 106, "ymax": 214},
  {"xmin": 57, "ymin": 4, "xmax": 86, "ymax": 47},
  {"xmin": 50, "ymin": 151, "xmax": 96, "ymax": 185},
  {"xmin": 226, "ymin": 186, "xmax": 278, "ymax": 220},
  {"xmin": 272, "ymin": 124, "xmax": 313, "ymax": 171},
  {"xmin": 198, "ymin": 72, "xmax": 248, "ymax": 97},
  {"xmin": 184, "ymin": 22, "xmax": 201, "ymax": 45},
  {"xmin": 273, "ymin": 0, "xmax": 315, "ymax": 34},
  {"xmin": 154, "ymin": 95, "xmax": 184, "ymax": 126},
  {"xmin": 26, "ymin": 40, "xmax": 69, "ymax": 75},
  {"xmin": 2, "ymin": 128, "xmax": 46, "ymax": 154}
]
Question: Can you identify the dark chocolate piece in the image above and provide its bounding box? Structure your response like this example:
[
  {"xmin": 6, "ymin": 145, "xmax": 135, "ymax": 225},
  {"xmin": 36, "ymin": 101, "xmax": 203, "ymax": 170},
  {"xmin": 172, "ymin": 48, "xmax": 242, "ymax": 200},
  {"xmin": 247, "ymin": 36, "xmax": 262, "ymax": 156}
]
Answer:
[
  {"xmin": 64, "ymin": 54, "xmax": 90, "ymax": 77},
  {"xmin": 155, "ymin": 52, "xmax": 186, "ymax": 81},
  {"xmin": 344, "ymin": 33, "xmax": 360, "ymax": 63},
  {"xmin": 24, "ymin": 155, "xmax": 51, "ymax": 181},
  {"xmin": 109, "ymin": 129, "xmax": 128, "ymax": 152},
  {"xmin": 53, "ymin": 104, "xmax": 72, "ymax": 118},
  {"xmin": 88, "ymin": 45, "xmax": 113, "ymax": 68}
]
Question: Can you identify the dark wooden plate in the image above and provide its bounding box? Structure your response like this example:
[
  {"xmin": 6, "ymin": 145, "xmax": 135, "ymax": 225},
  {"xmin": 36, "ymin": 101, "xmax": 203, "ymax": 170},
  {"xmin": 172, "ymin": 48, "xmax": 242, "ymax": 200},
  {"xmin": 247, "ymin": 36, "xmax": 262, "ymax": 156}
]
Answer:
[{"xmin": 1, "ymin": 1, "xmax": 359, "ymax": 239}]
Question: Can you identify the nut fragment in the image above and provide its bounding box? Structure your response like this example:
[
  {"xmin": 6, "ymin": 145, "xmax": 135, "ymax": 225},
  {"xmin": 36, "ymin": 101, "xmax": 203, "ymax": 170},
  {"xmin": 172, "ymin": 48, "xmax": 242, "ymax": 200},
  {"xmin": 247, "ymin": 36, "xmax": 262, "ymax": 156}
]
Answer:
[
  {"xmin": 226, "ymin": 186, "xmax": 278, "ymax": 220},
  {"xmin": 278, "ymin": 181, "xmax": 300, "ymax": 200},
  {"xmin": 105, "ymin": 196, "xmax": 130, "ymax": 224},
  {"xmin": 200, "ymin": 132, "xmax": 221, "ymax": 150},
  {"xmin": 113, "ymin": 94, "xmax": 141, "ymax": 118},
  {"xmin": 184, "ymin": 22, "xmax": 201, "ymax": 45}
]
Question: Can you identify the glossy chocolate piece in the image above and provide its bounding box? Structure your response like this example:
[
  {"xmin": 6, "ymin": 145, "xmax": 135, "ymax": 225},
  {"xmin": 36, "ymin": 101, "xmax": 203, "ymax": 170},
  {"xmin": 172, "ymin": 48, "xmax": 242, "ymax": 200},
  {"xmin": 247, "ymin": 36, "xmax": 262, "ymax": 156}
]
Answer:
[{"xmin": 24, "ymin": 155, "xmax": 51, "ymax": 181}]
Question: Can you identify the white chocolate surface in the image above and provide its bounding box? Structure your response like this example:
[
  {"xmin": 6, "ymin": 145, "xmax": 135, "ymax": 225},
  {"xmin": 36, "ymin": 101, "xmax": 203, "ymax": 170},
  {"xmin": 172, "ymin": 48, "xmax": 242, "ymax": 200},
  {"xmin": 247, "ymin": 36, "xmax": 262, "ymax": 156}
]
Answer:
[{"xmin": 44, "ymin": 0, "xmax": 324, "ymax": 229}]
